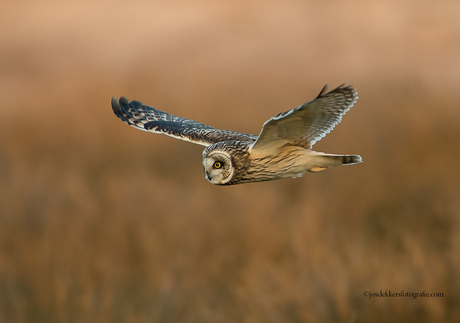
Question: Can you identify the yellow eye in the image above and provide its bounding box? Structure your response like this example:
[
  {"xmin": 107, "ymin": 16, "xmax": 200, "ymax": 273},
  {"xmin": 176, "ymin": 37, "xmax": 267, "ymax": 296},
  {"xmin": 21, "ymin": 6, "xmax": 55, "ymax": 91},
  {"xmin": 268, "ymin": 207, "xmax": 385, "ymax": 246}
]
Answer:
[{"xmin": 213, "ymin": 161, "xmax": 222, "ymax": 169}]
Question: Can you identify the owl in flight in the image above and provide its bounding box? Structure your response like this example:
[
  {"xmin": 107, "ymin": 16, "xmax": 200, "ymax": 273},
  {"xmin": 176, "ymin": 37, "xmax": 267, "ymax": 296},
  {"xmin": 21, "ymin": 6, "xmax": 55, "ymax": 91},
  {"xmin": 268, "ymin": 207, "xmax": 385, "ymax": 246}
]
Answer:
[{"xmin": 112, "ymin": 84, "xmax": 362, "ymax": 185}]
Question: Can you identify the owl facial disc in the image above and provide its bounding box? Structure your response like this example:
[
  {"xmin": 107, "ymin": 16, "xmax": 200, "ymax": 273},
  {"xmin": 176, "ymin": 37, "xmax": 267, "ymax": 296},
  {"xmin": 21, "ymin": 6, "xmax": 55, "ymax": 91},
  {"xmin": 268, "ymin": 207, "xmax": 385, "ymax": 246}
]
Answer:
[{"xmin": 202, "ymin": 150, "xmax": 234, "ymax": 185}]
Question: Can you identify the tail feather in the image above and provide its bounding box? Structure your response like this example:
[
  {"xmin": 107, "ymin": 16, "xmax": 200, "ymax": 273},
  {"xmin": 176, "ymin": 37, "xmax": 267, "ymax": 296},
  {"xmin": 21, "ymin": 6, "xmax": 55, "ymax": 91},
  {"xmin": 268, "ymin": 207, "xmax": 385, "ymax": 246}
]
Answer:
[
  {"xmin": 308, "ymin": 153, "xmax": 362, "ymax": 172},
  {"xmin": 342, "ymin": 154, "xmax": 362, "ymax": 165}
]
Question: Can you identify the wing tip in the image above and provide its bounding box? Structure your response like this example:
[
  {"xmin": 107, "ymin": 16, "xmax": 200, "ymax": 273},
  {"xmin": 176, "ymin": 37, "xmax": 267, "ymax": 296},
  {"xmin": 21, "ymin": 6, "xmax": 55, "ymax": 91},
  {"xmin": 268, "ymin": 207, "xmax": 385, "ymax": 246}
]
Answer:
[
  {"xmin": 111, "ymin": 97, "xmax": 121, "ymax": 113},
  {"xmin": 317, "ymin": 84, "xmax": 328, "ymax": 98},
  {"xmin": 111, "ymin": 96, "xmax": 130, "ymax": 114},
  {"xmin": 317, "ymin": 84, "xmax": 358, "ymax": 101}
]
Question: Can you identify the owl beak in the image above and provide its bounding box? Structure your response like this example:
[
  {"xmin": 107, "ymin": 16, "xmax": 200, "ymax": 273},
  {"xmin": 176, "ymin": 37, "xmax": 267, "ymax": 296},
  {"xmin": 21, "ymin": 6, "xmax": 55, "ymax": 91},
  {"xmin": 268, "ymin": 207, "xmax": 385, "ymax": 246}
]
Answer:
[{"xmin": 205, "ymin": 171, "xmax": 210, "ymax": 181}]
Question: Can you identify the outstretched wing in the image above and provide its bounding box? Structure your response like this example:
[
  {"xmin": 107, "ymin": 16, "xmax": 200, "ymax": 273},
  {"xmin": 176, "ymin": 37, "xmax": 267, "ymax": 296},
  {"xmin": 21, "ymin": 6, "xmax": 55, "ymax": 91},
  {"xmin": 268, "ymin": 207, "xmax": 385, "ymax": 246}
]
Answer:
[
  {"xmin": 250, "ymin": 84, "xmax": 358, "ymax": 151},
  {"xmin": 112, "ymin": 97, "xmax": 257, "ymax": 147}
]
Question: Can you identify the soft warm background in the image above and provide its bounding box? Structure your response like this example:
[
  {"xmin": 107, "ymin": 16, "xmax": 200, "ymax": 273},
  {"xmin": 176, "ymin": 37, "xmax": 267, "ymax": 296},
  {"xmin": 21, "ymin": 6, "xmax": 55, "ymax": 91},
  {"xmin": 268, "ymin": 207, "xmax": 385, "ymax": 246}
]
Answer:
[{"xmin": 1, "ymin": 1, "xmax": 459, "ymax": 322}]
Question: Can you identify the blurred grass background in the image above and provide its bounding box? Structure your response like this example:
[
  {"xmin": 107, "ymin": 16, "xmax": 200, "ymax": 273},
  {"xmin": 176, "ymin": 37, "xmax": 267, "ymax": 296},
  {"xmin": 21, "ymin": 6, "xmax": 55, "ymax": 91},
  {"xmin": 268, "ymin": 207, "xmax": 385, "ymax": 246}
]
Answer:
[{"xmin": 1, "ymin": 0, "xmax": 460, "ymax": 322}]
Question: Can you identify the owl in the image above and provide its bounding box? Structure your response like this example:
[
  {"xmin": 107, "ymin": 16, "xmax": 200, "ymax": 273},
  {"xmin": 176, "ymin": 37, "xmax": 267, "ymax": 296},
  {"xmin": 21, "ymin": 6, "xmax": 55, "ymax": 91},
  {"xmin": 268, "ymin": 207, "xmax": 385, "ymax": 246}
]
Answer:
[{"xmin": 111, "ymin": 84, "xmax": 362, "ymax": 185}]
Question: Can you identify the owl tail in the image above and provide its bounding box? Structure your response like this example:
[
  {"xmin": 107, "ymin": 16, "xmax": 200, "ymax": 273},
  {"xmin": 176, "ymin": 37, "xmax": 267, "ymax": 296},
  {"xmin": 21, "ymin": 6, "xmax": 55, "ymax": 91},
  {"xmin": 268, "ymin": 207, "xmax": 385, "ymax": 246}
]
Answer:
[{"xmin": 308, "ymin": 153, "xmax": 362, "ymax": 172}]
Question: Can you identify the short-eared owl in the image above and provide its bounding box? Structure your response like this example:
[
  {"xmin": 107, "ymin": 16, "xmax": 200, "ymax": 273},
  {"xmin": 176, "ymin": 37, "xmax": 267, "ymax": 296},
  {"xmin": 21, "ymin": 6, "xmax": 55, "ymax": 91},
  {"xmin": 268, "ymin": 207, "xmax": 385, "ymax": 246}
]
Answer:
[{"xmin": 112, "ymin": 84, "xmax": 362, "ymax": 185}]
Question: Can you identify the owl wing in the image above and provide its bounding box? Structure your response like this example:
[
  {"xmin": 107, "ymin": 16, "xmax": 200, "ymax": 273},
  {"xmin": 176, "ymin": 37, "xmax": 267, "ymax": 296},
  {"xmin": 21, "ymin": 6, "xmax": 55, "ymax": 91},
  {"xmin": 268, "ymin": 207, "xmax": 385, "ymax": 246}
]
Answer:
[
  {"xmin": 112, "ymin": 97, "xmax": 257, "ymax": 146},
  {"xmin": 250, "ymin": 84, "xmax": 358, "ymax": 151}
]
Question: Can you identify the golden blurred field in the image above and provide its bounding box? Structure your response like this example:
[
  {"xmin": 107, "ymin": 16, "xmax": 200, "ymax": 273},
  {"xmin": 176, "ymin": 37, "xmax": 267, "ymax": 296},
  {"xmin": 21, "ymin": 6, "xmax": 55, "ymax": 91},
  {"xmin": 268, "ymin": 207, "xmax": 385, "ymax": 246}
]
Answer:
[{"xmin": 1, "ymin": 1, "xmax": 459, "ymax": 322}]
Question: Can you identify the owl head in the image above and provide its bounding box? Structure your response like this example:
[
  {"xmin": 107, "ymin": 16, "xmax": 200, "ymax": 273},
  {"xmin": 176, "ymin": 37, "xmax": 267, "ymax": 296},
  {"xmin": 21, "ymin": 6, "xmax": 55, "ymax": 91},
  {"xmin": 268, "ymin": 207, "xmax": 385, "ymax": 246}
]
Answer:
[{"xmin": 202, "ymin": 141, "xmax": 251, "ymax": 185}]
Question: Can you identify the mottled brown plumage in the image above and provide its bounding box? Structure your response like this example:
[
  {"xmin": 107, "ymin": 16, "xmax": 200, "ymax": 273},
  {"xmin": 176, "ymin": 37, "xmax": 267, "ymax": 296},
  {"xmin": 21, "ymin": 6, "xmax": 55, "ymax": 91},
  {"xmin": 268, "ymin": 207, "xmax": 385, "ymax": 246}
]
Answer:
[{"xmin": 111, "ymin": 84, "xmax": 362, "ymax": 185}]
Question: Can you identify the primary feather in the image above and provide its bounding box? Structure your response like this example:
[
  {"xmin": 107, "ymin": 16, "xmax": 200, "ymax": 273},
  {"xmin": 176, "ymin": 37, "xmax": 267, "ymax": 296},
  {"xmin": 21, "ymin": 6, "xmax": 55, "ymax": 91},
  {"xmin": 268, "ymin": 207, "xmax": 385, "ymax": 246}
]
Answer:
[
  {"xmin": 111, "ymin": 97, "xmax": 257, "ymax": 146},
  {"xmin": 250, "ymin": 84, "xmax": 358, "ymax": 152}
]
